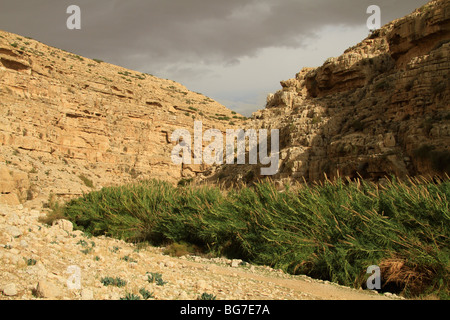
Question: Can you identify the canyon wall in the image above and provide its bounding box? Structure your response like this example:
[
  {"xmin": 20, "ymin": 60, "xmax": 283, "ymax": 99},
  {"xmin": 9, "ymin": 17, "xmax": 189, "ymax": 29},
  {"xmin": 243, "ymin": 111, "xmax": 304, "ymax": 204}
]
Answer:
[
  {"xmin": 0, "ymin": 30, "xmax": 244, "ymax": 205},
  {"xmin": 208, "ymin": 0, "xmax": 449, "ymax": 186}
]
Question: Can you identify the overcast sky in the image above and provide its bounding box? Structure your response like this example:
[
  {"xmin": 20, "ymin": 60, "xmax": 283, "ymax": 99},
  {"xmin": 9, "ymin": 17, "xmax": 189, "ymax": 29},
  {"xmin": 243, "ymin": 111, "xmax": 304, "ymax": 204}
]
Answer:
[{"xmin": 0, "ymin": 0, "xmax": 428, "ymax": 116}]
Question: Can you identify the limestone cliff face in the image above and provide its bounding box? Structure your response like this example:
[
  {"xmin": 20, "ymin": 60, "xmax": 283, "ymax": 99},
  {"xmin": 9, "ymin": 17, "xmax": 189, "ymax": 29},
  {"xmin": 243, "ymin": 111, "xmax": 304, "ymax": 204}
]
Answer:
[
  {"xmin": 0, "ymin": 30, "xmax": 244, "ymax": 204},
  {"xmin": 209, "ymin": 0, "xmax": 449, "ymax": 186}
]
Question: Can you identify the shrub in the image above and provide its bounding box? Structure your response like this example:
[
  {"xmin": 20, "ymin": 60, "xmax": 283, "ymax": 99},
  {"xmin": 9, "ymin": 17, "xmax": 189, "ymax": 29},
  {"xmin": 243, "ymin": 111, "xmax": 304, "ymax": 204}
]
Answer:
[
  {"xmin": 139, "ymin": 288, "xmax": 154, "ymax": 300},
  {"xmin": 39, "ymin": 193, "xmax": 65, "ymax": 225},
  {"xmin": 198, "ymin": 293, "xmax": 216, "ymax": 300},
  {"xmin": 121, "ymin": 255, "xmax": 137, "ymax": 263},
  {"xmin": 63, "ymin": 178, "xmax": 450, "ymax": 299},
  {"xmin": 100, "ymin": 277, "xmax": 127, "ymax": 287},
  {"xmin": 147, "ymin": 272, "xmax": 167, "ymax": 286},
  {"xmin": 120, "ymin": 293, "xmax": 141, "ymax": 300},
  {"xmin": 26, "ymin": 258, "xmax": 37, "ymax": 266}
]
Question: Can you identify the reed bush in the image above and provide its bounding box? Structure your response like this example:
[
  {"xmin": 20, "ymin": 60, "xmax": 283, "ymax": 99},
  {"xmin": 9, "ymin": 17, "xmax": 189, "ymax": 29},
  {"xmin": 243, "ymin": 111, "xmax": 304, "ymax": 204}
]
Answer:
[{"xmin": 62, "ymin": 177, "xmax": 449, "ymax": 298}]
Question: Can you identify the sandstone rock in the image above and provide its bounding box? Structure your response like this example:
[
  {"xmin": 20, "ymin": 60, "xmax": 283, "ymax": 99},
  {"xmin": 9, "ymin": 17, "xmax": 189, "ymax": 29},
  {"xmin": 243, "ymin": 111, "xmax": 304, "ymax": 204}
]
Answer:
[
  {"xmin": 35, "ymin": 280, "xmax": 62, "ymax": 299},
  {"xmin": 4, "ymin": 225, "xmax": 22, "ymax": 238},
  {"xmin": 52, "ymin": 219, "xmax": 73, "ymax": 233},
  {"xmin": 230, "ymin": 259, "xmax": 242, "ymax": 268},
  {"xmin": 2, "ymin": 283, "xmax": 18, "ymax": 296},
  {"xmin": 0, "ymin": 193, "xmax": 20, "ymax": 206},
  {"xmin": 0, "ymin": 166, "xmax": 14, "ymax": 194}
]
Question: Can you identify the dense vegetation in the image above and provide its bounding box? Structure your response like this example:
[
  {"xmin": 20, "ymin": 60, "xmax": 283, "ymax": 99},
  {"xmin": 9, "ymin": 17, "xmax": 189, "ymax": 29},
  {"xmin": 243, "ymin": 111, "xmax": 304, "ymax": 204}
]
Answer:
[{"xmin": 59, "ymin": 177, "xmax": 449, "ymax": 299}]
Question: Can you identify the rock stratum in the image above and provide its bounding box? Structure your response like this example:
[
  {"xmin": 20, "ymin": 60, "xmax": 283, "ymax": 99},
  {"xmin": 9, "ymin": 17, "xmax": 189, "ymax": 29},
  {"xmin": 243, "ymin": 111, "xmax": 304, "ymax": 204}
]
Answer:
[
  {"xmin": 0, "ymin": 29, "xmax": 244, "ymax": 206},
  {"xmin": 211, "ymin": 0, "xmax": 449, "ymax": 186}
]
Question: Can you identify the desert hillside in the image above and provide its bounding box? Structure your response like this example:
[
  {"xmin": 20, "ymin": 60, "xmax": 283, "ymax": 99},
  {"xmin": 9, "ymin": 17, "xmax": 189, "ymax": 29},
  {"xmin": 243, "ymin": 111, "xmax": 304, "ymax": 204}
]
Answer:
[{"xmin": 0, "ymin": 30, "xmax": 244, "ymax": 206}]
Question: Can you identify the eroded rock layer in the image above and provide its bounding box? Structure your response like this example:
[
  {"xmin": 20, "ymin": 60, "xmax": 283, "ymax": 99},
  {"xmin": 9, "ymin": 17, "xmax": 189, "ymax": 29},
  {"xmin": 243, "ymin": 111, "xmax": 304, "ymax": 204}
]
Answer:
[
  {"xmin": 0, "ymin": 30, "xmax": 243, "ymax": 204},
  {"xmin": 212, "ymin": 0, "xmax": 449, "ymax": 186}
]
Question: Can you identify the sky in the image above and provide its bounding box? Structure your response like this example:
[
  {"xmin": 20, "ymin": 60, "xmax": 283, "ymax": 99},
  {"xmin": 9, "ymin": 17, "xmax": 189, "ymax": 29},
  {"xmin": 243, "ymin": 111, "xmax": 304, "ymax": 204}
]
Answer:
[{"xmin": 0, "ymin": 0, "xmax": 429, "ymax": 116}]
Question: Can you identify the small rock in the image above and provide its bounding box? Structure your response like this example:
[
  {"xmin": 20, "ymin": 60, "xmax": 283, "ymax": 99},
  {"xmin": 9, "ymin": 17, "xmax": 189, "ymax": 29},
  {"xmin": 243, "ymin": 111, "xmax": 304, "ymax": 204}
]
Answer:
[
  {"xmin": 5, "ymin": 225, "xmax": 22, "ymax": 238},
  {"xmin": 230, "ymin": 259, "xmax": 242, "ymax": 268},
  {"xmin": 52, "ymin": 219, "xmax": 73, "ymax": 232},
  {"xmin": 196, "ymin": 280, "xmax": 207, "ymax": 290},
  {"xmin": 35, "ymin": 280, "xmax": 62, "ymax": 299},
  {"xmin": 72, "ymin": 230, "xmax": 84, "ymax": 237},
  {"xmin": 3, "ymin": 283, "xmax": 18, "ymax": 296}
]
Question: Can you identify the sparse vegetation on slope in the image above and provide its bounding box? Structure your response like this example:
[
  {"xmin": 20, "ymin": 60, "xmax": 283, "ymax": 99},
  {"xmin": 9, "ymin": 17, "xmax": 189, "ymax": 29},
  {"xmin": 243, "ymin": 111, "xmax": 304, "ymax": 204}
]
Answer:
[{"xmin": 61, "ymin": 177, "xmax": 450, "ymax": 299}]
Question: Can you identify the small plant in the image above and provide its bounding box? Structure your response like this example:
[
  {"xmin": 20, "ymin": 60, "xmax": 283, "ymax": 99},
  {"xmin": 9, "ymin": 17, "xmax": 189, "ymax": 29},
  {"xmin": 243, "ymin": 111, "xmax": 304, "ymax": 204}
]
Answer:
[
  {"xmin": 81, "ymin": 248, "xmax": 93, "ymax": 254},
  {"xmin": 147, "ymin": 272, "xmax": 167, "ymax": 286},
  {"xmin": 39, "ymin": 193, "xmax": 65, "ymax": 225},
  {"xmin": 100, "ymin": 276, "xmax": 127, "ymax": 287},
  {"xmin": 73, "ymin": 55, "xmax": 84, "ymax": 61},
  {"xmin": 77, "ymin": 239, "xmax": 89, "ymax": 247},
  {"xmin": 120, "ymin": 293, "xmax": 141, "ymax": 300},
  {"xmin": 121, "ymin": 255, "xmax": 137, "ymax": 263},
  {"xmin": 78, "ymin": 239, "xmax": 95, "ymax": 254},
  {"xmin": 10, "ymin": 42, "xmax": 18, "ymax": 48},
  {"xmin": 26, "ymin": 258, "xmax": 37, "ymax": 266},
  {"xmin": 198, "ymin": 293, "xmax": 216, "ymax": 300},
  {"xmin": 110, "ymin": 246, "xmax": 120, "ymax": 253},
  {"xmin": 93, "ymin": 59, "xmax": 103, "ymax": 63},
  {"xmin": 79, "ymin": 174, "xmax": 94, "ymax": 188},
  {"xmin": 139, "ymin": 288, "xmax": 154, "ymax": 300}
]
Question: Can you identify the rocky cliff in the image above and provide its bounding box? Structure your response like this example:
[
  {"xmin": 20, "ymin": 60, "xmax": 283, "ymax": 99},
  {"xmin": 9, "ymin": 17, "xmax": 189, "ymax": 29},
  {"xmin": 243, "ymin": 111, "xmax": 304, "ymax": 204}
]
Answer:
[
  {"xmin": 0, "ymin": 30, "xmax": 244, "ymax": 206},
  {"xmin": 209, "ymin": 0, "xmax": 449, "ymax": 186}
]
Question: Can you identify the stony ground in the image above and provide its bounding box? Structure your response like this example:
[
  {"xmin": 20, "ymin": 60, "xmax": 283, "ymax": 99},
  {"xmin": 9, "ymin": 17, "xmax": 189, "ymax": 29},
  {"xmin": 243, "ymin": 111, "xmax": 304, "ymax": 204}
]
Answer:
[{"xmin": 0, "ymin": 203, "xmax": 404, "ymax": 300}]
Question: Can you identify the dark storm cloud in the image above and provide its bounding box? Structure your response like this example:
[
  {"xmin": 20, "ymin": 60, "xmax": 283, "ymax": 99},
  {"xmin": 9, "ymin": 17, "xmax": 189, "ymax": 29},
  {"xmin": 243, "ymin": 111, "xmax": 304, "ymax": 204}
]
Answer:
[{"xmin": 0, "ymin": 0, "xmax": 428, "ymax": 71}]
